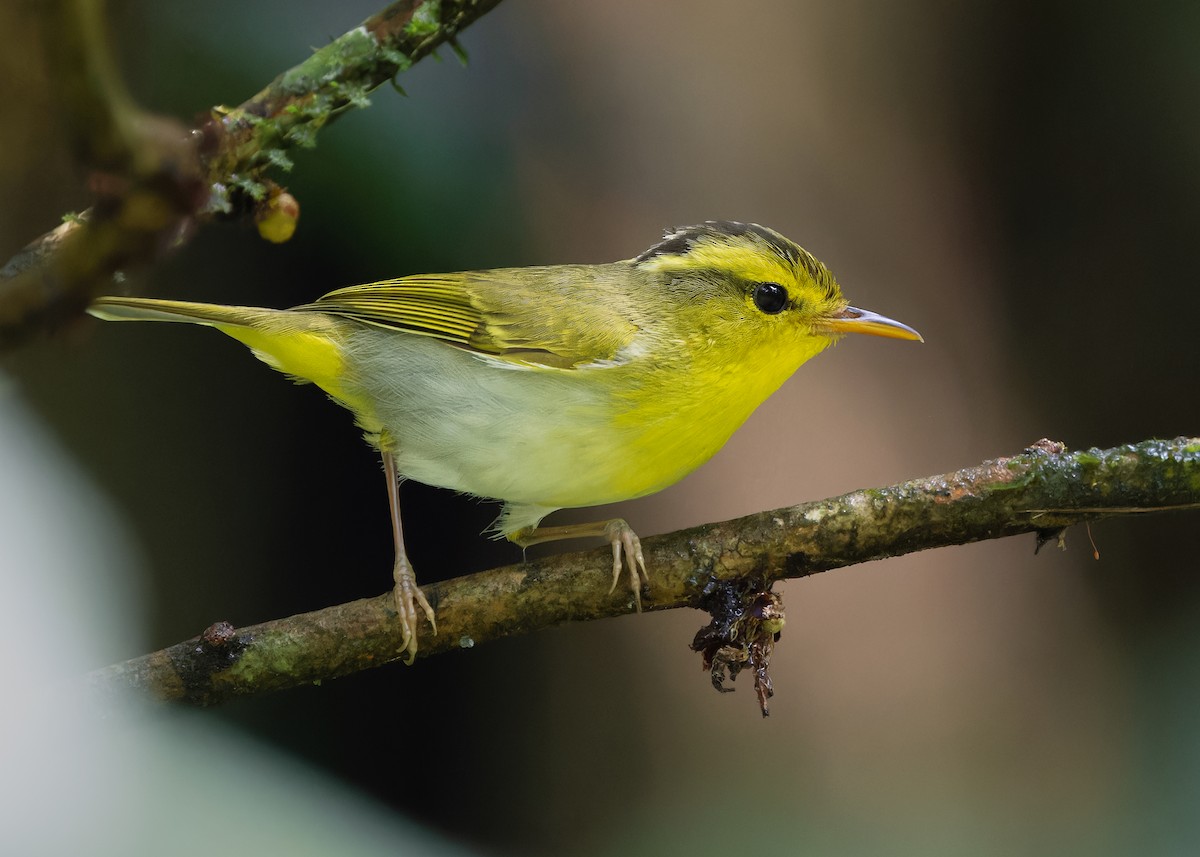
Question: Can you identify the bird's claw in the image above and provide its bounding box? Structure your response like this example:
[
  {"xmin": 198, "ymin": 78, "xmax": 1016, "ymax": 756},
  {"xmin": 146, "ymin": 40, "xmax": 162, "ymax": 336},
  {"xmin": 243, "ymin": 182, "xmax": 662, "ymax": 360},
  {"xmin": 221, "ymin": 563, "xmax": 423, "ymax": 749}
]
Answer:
[
  {"xmin": 604, "ymin": 518, "xmax": 648, "ymax": 611},
  {"xmin": 392, "ymin": 560, "xmax": 437, "ymax": 664}
]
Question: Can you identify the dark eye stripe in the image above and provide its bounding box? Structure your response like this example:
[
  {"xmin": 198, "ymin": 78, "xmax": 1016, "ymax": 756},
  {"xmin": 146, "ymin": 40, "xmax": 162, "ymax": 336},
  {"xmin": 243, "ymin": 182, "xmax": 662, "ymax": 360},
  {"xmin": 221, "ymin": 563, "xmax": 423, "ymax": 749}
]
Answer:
[{"xmin": 752, "ymin": 282, "xmax": 788, "ymax": 314}]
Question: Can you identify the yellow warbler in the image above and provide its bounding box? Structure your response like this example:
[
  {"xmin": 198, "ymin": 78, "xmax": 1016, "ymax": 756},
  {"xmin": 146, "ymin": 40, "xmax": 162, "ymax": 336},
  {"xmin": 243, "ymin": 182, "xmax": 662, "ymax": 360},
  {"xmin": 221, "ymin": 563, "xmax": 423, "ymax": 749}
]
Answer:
[{"xmin": 89, "ymin": 221, "xmax": 921, "ymax": 661}]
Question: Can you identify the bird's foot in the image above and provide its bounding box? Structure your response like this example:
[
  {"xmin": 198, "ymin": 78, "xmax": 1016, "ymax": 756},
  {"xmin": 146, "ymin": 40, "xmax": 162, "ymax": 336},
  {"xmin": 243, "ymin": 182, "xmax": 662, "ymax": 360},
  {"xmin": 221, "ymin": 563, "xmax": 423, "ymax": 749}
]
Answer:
[
  {"xmin": 508, "ymin": 516, "xmax": 650, "ymax": 611},
  {"xmin": 603, "ymin": 518, "xmax": 648, "ymax": 612},
  {"xmin": 392, "ymin": 559, "xmax": 437, "ymax": 664}
]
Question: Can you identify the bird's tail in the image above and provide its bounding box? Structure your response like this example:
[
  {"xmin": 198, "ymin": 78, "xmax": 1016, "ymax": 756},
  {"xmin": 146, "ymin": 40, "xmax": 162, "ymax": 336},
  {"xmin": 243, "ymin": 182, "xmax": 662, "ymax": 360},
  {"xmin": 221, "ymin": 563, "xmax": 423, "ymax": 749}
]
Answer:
[
  {"xmin": 89, "ymin": 296, "xmax": 280, "ymax": 328},
  {"xmin": 88, "ymin": 296, "xmax": 354, "ymax": 405}
]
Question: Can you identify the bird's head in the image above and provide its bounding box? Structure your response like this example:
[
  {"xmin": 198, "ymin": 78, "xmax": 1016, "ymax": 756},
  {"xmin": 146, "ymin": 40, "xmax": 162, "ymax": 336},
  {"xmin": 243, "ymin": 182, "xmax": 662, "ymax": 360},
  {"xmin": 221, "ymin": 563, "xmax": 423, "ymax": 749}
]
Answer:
[{"xmin": 632, "ymin": 221, "xmax": 921, "ymax": 371}]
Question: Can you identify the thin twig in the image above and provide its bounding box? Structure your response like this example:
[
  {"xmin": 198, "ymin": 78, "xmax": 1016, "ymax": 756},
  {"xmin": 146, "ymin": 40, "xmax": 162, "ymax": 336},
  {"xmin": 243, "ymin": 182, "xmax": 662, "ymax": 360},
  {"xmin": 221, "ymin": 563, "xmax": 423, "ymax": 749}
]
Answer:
[{"xmin": 85, "ymin": 437, "xmax": 1200, "ymax": 707}]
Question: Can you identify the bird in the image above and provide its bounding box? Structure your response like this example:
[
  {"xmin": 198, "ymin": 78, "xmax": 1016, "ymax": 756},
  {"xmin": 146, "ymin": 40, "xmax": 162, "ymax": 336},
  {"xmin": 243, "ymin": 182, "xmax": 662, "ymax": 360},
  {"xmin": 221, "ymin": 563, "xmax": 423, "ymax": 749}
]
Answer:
[{"xmin": 88, "ymin": 221, "xmax": 922, "ymax": 662}]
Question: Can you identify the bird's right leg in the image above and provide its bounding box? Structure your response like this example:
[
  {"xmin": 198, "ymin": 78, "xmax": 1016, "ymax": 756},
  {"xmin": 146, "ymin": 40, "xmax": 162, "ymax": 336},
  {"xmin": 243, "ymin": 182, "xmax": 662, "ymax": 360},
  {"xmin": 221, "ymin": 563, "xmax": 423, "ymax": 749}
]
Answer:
[{"xmin": 383, "ymin": 451, "xmax": 437, "ymax": 664}]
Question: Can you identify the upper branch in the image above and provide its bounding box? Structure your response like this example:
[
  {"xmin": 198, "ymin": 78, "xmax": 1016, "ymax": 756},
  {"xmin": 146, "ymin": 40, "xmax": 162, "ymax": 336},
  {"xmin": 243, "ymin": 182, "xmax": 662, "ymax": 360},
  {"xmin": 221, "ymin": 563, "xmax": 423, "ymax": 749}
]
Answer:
[
  {"xmin": 85, "ymin": 437, "xmax": 1200, "ymax": 708},
  {"xmin": 0, "ymin": 0, "xmax": 505, "ymax": 349},
  {"xmin": 200, "ymin": 0, "xmax": 504, "ymax": 206}
]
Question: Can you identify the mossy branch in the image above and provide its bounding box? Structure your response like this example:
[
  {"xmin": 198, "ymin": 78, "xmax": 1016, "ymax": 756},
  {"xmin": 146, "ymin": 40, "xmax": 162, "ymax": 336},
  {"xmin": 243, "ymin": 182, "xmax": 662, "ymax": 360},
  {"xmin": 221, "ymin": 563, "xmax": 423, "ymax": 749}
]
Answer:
[
  {"xmin": 0, "ymin": 0, "xmax": 504, "ymax": 349},
  {"xmin": 85, "ymin": 437, "xmax": 1200, "ymax": 708}
]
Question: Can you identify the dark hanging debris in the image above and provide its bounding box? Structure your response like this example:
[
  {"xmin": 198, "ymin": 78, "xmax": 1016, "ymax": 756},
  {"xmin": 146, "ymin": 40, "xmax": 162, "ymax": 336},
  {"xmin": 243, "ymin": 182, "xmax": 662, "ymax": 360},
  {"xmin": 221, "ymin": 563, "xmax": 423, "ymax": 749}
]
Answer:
[
  {"xmin": 1034, "ymin": 526, "xmax": 1068, "ymax": 553},
  {"xmin": 690, "ymin": 577, "xmax": 785, "ymax": 717}
]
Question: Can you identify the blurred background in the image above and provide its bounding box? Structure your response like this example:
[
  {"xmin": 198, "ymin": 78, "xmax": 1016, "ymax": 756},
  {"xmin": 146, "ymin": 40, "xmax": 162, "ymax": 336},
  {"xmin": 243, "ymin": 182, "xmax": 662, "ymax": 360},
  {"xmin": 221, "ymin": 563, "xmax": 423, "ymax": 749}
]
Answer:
[{"xmin": 3, "ymin": 0, "xmax": 1199, "ymax": 854}]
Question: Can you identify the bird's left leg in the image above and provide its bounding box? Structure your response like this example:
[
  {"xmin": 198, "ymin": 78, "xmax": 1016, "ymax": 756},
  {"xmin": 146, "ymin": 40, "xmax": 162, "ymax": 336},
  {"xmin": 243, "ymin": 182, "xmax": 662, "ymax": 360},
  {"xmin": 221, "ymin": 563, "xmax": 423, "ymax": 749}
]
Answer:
[
  {"xmin": 510, "ymin": 518, "xmax": 649, "ymax": 611},
  {"xmin": 384, "ymin": 451, "xmax": 437, "ymax": 663}
]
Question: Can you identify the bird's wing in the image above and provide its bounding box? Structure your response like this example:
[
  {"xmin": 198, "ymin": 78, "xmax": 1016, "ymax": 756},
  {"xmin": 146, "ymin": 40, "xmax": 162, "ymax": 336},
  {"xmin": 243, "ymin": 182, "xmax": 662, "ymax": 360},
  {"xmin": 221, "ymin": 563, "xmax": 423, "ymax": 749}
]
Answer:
[{"xmin": 293, "ymin": 269, "xmax": 640, "ymax": 369}]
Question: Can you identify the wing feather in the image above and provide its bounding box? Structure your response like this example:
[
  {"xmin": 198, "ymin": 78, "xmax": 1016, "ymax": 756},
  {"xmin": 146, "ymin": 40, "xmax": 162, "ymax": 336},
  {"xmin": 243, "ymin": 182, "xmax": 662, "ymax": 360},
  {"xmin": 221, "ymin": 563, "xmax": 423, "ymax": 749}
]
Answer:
[{"xmin": 291, "ymin": 267, "xmax": 640, "ymax": 369}]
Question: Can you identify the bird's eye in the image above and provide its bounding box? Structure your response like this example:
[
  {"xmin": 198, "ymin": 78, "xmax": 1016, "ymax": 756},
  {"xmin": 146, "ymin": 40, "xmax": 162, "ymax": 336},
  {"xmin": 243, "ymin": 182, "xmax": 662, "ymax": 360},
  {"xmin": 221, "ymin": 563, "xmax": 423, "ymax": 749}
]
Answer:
[{"xmin": 752, "ymin": 282, "xmax": 788, "ymax": 315}]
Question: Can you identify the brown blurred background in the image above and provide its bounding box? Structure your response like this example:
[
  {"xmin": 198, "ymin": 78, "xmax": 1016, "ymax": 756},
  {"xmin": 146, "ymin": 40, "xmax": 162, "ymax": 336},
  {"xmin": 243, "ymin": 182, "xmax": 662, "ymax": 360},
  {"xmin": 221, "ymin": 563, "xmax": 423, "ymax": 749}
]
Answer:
[{"xmin": 3, "ymin": 0, "xmax": 1199, "ymax": 854}]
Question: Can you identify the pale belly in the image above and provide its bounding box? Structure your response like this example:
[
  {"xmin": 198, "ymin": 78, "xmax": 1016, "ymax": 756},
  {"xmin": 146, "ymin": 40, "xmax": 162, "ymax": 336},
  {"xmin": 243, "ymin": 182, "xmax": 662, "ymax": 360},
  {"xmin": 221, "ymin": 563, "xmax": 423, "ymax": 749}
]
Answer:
[{"xmin": 336, "ymin": 328, "xmax": 752, "ymax": 512}]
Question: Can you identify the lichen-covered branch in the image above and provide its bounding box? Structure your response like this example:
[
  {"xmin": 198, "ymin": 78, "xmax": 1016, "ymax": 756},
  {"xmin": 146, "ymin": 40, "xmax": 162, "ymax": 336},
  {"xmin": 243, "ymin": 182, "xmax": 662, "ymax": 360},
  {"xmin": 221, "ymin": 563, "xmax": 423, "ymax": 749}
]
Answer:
[
  {"xmin": 0, "ymin": 0, "xmax": 504, "ymax": 349},
  {"xmin": 85, "ymin": 437, "xmax": 1200, "ymax": 708},
  {"xmin": 201, "ymin": 0, "xmax": 503, "ymax": 207}
]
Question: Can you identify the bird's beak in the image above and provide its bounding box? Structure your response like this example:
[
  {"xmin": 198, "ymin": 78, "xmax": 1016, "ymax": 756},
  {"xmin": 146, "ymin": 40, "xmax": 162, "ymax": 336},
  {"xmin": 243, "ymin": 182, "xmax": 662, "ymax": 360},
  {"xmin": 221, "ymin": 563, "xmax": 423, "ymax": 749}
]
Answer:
[{"xmin": 818, "ymin": 305, "xmax": 923, "ymax": 342}]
